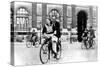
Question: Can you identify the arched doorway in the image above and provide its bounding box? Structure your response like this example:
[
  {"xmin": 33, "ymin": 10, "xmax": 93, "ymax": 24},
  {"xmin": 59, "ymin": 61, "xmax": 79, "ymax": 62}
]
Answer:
[{"xmin": 77, "ymin": 10, "xmax": 88, "ymax": 42}]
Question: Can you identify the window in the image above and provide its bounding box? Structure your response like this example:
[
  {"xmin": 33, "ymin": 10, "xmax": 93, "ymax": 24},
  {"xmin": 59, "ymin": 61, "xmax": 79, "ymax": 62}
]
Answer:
[
  {"xmin": 49, "ymin": 9, "xmax": 60, "ymax": 20},
  {"xmin": 67, "ymin": 6, "xmax": 72, "ymax": 29},
  {"xmin": 37, "ymin": 4, "xmax": 42, "ymax": 29},
  {"xmin": 16, "ymin": 7, "xmax": 29, "ymax": 31},
  {"xmin": 92, "ymin": 7, "xmax": 97, "ymax": 30}
]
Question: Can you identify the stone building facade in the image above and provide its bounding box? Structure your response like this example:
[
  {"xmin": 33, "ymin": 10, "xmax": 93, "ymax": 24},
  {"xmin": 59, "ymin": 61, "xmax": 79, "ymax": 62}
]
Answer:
[
  {"xmin": 11, "ymin": 1, "xmax": 97, "ymax": 42},
  {"xmin": 11, "ymin": 1, "xmax": 97, "ymax": 31}
]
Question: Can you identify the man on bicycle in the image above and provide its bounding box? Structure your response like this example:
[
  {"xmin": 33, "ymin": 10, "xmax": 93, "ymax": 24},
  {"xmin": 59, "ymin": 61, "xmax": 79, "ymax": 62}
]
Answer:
[
  {"xmin": 51, "ymin": 17, "xmax": 61, "ymax": 58},
  {"xmin": 42, "ymin": 18, "xmax": 61, "ymax": 58},
  {"xmin": 30, "ymin": 28, "xmax": 38, "ymax": 46},
  {"xmin": 88, "ymin": 26, "xmax": 95, "ymax": 48}
]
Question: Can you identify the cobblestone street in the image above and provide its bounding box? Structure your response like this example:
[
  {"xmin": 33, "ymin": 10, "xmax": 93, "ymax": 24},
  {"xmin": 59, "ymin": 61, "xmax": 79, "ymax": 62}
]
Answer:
[{"xmin": 14, "ymin": 39, "xmax": 97, "ymax": 66}]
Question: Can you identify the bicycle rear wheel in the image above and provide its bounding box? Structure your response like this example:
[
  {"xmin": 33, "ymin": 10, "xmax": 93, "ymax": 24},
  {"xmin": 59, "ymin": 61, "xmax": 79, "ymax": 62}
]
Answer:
[
  {"xmin": 40, "ymin": 44, "xmax": 49, "ymax": 64},
  {"xmin": 56, "ymin": 41, "xmax": 62, "ymax": 60},
  {"xmin": 91, "ymin": 40, "xmax": 95, "ymax": 49}
]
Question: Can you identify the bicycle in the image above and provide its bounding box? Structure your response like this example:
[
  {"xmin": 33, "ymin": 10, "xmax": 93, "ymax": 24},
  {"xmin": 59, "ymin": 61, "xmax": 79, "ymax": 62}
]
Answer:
[
  {"xmin": 81, "ymin": 36, "xmax": 95, "ymax": 49},
  {"xmin": 88, "ymin": 37, "xmax": 95, "ymax": 49},
  {"xmin": 39, "ymin": 34, "xmax": 62, "ymax": 64},
  {"xmin": 26, "ymin": 34, "xmax": 39, "ymax": 48},
  {"xmin": 81, "ymin": 37, "xmax": 89, "ymax": 49}
]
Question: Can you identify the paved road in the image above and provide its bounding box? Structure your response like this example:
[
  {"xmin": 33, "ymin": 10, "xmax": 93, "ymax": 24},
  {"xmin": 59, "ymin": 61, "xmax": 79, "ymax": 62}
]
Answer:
[{"xmin": 14, "ymin": 40, "xmax": 97, "ymax": 66}]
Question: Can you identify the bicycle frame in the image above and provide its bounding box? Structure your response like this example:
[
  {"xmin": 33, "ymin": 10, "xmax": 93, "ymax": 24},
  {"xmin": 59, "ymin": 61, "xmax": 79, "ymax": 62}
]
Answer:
[{"xmin": 40, "ymin": 37, "xmax": 61, "ymax": 64}]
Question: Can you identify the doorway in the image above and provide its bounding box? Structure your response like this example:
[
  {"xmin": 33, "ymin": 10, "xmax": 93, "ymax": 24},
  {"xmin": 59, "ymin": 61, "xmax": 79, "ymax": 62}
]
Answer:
[{"xmin": 77, "ymin": 10, "xmax": 88, "ymax": 42}]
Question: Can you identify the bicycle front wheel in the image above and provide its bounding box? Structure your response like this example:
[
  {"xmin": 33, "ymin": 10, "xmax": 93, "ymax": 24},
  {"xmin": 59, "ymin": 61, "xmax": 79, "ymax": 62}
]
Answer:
[
  {"xmin": 26, "ymin": 42, "xmax": 32, "ymax": 48},
  {"xmin": 40, "ymin": 44, "xmax": 49, "ymax": 64}
]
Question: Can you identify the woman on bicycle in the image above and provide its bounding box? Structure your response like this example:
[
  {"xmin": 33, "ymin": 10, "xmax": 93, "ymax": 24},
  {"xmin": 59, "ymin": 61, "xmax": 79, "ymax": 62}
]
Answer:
[{"xmin": 82, "ymin": 28, "xmax": 89, "ymax": 49}]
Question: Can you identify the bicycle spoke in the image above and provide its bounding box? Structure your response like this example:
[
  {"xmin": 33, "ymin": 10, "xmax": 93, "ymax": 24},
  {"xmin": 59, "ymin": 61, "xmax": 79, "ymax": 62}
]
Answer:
[{"xmin": 26, "ymin": 42, "xmax": 32, "ymax": 48}]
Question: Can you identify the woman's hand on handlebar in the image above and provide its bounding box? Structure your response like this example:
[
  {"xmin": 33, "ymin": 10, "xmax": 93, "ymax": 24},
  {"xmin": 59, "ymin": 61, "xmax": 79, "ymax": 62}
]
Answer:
[{"xmin": 43, "ymin": 33, "xmax": 54, "ymax": 38}]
